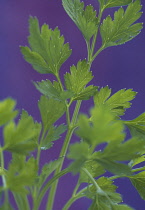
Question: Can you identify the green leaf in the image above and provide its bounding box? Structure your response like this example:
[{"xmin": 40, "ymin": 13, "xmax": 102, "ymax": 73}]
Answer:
[
  {"xmin": 94, "ymin": 87, "xmax": 137, "ymax": 117},
  {"xmin": 95, "ymin": 158, "xmax": 132, "ymax": 176},
  {"xmin": 62, "ymin": 0, "xmax": 98, "ymax": 41},
  {"xmin": 3, "ymin": 110, "xmax": 40, "ymax": 155},
  {"xmin": 76, "ymin": 106, "xmax": 124, "ymax": 147},
  {"xmin": 129, "ymin": 155, "xmax": 145, "ymax": 168},
  {"xmin": 6, "ymin": 155, "xmax": 37, "ymax": 194},
  {"xmin": 130, "ymin": 171, "xmax": 145, "ymax": 200},
  {"xmin": 112, "ymin": 204, "xmax": 134, "ymax": 210},
  {"xmin": 0, "ymin": 98, "xmax": 18, "ymax": 126},
  {"xmin": 21, "ymin": 17, "xmax": 72, "ymax": 75},
  {"xmin": 73, "ymin": 85, "xmax": 98, "ymax": 101},
  {"xmin": 37, "ymin": 158, "xmax": 62, "ymax": 189},
  {"xmin": 100, "ymin": 0, "xmax": 143, "ymax": 48},
  {"xmin": 38, "ymin": 96, "xmax": 66, "ymax": 133},
  {"xmin": 67, "ymin": 142, "xmax": 90, "ymax": 174},
  {"xmin": 41, "ymin": 124, "xmax": 67, "ymax": 150},
  {"xmin": 33, "ymin": 79, "xmax": 74, "ymax": 101},
  {"xmin": 79, "ymin": 158, "xmax": 105, "ymax": 183},
  {"xmin": 0, "ymin": 203, "xmax": 14, "ymax": 210},
  {"xmin": 85, "ymin": 177, "xmax": 122, "ymax": 209},
  {"xmin": 98, "ymin": 0, "xmax": 132, "ymax": 10},
  {"xmin": 124, "ymin": 113, "xmax": 145, "ymax": 138},
  {"xmin": 95, "ymin": 137, "xmax": 145, "ymax": 175}
]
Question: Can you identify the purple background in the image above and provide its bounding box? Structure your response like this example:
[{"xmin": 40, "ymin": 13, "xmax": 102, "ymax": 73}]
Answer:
[{"xmin": 0, "ymin": 0, "xmax": 145, "ymax": 209}]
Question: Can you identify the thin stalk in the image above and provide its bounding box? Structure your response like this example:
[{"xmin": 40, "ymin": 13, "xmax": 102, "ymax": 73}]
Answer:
[
  {"xmin": 0, "ymin": 148, "xmax": 9, "ymax": 206},
  {"xmin": 90, "ymin": 9, "xmax": 104, "ymax": 58},
  {"xmin": 82, "ymin": 168, "xmax": 101, "ymax": 192},
  {"xmin": 62, "ymin": 195, "xmax": 83, "ymax": 210},
  {"xmin": 33, "ymin": 168, "xmax": 68, "ymax": 210},
  {"xmin": 13, "ymin": 193, "xmax": 30, "ymax": 210},
  {"xmin": 46, "ymin": 127, "xmax": 75, "ymax": 210}
]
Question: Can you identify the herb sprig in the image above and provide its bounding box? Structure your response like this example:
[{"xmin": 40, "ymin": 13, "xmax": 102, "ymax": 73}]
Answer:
[{"xmin": 0, "ymin": 0, "xmax": 144, "ymax": 209}]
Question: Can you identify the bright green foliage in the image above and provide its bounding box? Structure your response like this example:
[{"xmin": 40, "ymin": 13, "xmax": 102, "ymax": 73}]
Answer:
[
  {"xmin": 98, "ymin": 0, "xmax": 132, "ymax": 10},
  {"xmin": 65, "ymin": 60, "xmax": 98, "ymax": 100},
  {"xmin": 40, "ymin": 124, "xmax": 67, "ymax": 150},
  {"xmin": 20, "ymin": 17, "xmax": 72, "ymax": 75},
  {"xmin": 38, "ymin": 96, "xmax": 66, "ymax": 133},
  {"xmin": 3, "ymin": 110, "xmax": 40, "ymax": 155},
  {"xmin": 124, "ymin": 113, "xmax": 145, "ymax": 138},
  {"xmin": 77, "ymin": 106, "xmax": 124, "ymax": 147},
  {"xmin": 129, "ymin": 155, "xmax": 145, "ymax": 168},
  {"xmin": 0, "ymin": 203, "xmax": 14, "ymax": 210},
  {"xmin": 100, "ymin": 0, "xmax": 143, "ymax": 48},
  {"xmin": 0, "ymin": 0, "xmax": 144, "ymax": 209},
  {"xmin": 67, "ymin": 142, "xmax": 90, "ymax": 174},
  {"xmin": 84, "ymin": 177, "xmax": 122, "ymax": 210},
  {"xmin": 37, "ymin": 158, "xmax": 62, "ymax": 189},
  {"xmin": 62, "ymin": 0, "xmax": 98, "ymax": 41},
  {"xmin": 0, "ymin": 98, "xmax": 18, "ymax": 126},
  {"xmin": 6, "ymin": 155, "xmax": 37, "ymax": 194},
  {"xmin": 94, "ymin": 86, "xmax": 137, "ymax": 117},
  {"xmin": 130, "ymin": 171, "xmax": 145, "ymax": 200},
  {"xmin": 79, "ymin": 158, "xmax": 105, "ymax": 183},
  {"xmin": 33, "ymin": 79, "xmax": 73, "ymax": 101}
]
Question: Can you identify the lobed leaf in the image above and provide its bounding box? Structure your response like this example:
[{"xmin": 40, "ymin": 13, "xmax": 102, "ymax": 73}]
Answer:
[
  {"xmin": 98, "ymin": 0, "xmax": 132, "ymax": 10},
  {"xmin": 94, "ymin": 87, "xmax": 137, "ymax": 117},
  {"xmin": 130, "ymin": 171, "xmax": 145, "ymax": 200},
  {"xmin": 3, "ymin": 110, "xmax": 40, "ymax": 155},
  {"xmin": 21, "ymin": 17, "xmax": 72, "ymax": 75},
  {"xmin": 100, "ymin": 0, "xmax": 143, "ymax": 48},
  {"xmin": 33, "ymin": 79, "xmax": 74, "ymax": 101},
  {"xmin": 36, "ymin": 158, "xmax": 62, "ymax": 189},
  {"xmin": 62, "ymin": 0, "xmax": 98, "ymax": 41},
  {"xmin": 0, "ymin": 98, "xmax": 18, "ymax": 127},
  {"xmin": 38, "ymin": 96, "xmax": 66, "ymax": 133},
  {"xmin": 65, "ymin": 60, "xmax": 97, "ymax": 101},
  {"xmin": 6, "ymin": 155, "xmax": 38, "ymax": 194},
  {"xmin": 40, "ymin": 124, "xmax": 67, "ymax": 150},
  {"xmin": 76, "ymin": 106, "xmax": 124, "ymax": 147},
  {"xmin": 124, "ymin": 113, "xmax": 145, "ymax": 139}
]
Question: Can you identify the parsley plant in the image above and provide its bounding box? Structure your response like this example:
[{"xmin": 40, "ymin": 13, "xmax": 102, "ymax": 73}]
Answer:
[{"xmin": 0, "ymin": 0, "xmax": 144, "ymax": 209}]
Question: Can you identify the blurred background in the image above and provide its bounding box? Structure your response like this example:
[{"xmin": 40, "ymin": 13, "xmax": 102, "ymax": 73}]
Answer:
[{"xmin": 0, "ymin": 0, "xmax": 145, "ymax": 209}]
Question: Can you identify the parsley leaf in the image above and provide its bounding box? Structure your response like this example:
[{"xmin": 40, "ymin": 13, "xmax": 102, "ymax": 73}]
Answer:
[
  {"xmin": 0, "ymin": 98, "xmax": 18, "ymax": 127},
  {"xmin": 98, "ymin": 0, "xmax": 132, "ymax": 10},
  {"xmin": 6, "ymin": 155, "xmax": 37, "ymax": 194},
  {"xmin": 124, "ymin": 113, "xmax": 145, "ymax": 138},
  {"xmin": 94, "ymin": 87, "xmax": 137, "ymax": 117},
  {"xmin": 40, "ymin": 124, "xmax": 67, "ymax": 150},
  {"xmin": 65, "ymin": 60, "xmax": 98, "ymax": 101},
  {"xmin": 3, "ymin": 110, "xmax": 40, "ymax": 155},
  {"xmin": 100, "ymin": 0, "xmax": 143, "ymax": 48},
  {"xmin": 33, "ymin": 79, "xmax": 73, "ymax": 101},
  {"xmin": 20, "ymin": 17, "xmax": 72, "ymax": 75},
  {"xmin": 130, "ymin": 171, "xmax": 145, "ymax": 200},
  {"xmin": 62, "ymin": 0, "xmax": 98, "ymax": 41},
  {"xmin": 38, "ymin": 96, "xmax": 66, "ymax": 133}
]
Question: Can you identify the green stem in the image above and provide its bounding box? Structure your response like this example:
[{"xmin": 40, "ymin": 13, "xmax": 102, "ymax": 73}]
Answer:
[
  {"xmin": 33, "ymin": 168, "xmax": 68, "ymax": 210},
  {"xmin": 46, "ymin": 128, "xmax": 74, "ymax": 210},
  {"xmin": 46, "ymin": 100, "xmax": 82, "ymax": 210},
  {"xmin": 82, "ymin": 168, "xmax": 101, "ymax": 192},
  {"xmin": 90, "ymin": 9, "xmax": 103, "ymax": 58},
  {"xmin": 13, "ymin": 193, "xmax": 30, "ymax": 210},
  {"xmin": 62, "ymin": 195, "xmax": 83, "ymax": 210}
]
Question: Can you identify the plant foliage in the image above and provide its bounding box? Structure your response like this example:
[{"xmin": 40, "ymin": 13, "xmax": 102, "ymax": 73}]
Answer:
[{"xmin": 0, "ymin": 0, "xmax": 144, "ymax": 210}]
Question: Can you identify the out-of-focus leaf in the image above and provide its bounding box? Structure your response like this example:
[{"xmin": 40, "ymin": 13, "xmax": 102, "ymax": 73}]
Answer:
[
  {"xmin": 0, "ymin": 98, "xmax": 18, "ymax": 126},
  {"xmin": 3, "ymin": 110, "xmax": 40, "ymax": 155}
]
